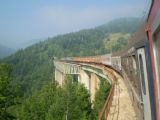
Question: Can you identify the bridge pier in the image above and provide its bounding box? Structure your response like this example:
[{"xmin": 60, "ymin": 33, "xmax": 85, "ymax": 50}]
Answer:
[
  {"xmin": 55, "ymin": 68, "xmax": 65, "ymax": 86},
  {"xmin": 79, "ymin": 70, "xmax": 91, "ymax": 90},
  {"xmin": 90, "ymin": 73, "xmax": 100, "ymax": 102}
]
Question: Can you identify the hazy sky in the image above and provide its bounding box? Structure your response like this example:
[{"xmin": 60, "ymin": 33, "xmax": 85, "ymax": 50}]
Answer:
[{"xmin": 0, "ymin": 0, "xmax": 151, "ymax": 49}]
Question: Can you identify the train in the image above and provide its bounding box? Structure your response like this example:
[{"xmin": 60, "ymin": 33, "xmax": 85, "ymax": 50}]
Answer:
[
  {"xmin": 61, "ymin": 0, "xmax": 160, "ymax": 120},
  {"xmin": 146, "ymin": 0, "xmax": 160, "ymax": 120}
]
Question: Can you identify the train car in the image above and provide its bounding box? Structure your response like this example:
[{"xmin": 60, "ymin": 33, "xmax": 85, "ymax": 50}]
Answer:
[
  {"xmin": 146, "ymin": 0, "xmax": 160, "ymax": 119},
  {"xmin": 114, "ymin": 23, "xmax": 156, "ymax": 120}
]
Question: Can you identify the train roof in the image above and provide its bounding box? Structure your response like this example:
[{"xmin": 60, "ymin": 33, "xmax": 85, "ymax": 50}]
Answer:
[{"xmin": 112, "ymin": 23, "xmax": 147, "ymax": 57}]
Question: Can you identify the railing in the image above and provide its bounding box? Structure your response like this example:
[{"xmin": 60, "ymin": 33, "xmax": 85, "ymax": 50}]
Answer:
[{"xmin": 98, "ymin": 81, "xmax": 115, "ymax": 120}]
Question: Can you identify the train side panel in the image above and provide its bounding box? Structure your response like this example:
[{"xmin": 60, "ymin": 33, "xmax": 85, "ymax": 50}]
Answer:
[{"xmin": 147, "ymin": 1, "xmax": 160, "ymax": 119}]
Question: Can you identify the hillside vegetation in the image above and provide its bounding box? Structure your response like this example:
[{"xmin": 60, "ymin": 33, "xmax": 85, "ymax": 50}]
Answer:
[
  {"xmin": 0, "ymin": 18, "xmax": 140, "ymax": 119},
  {"xmin": 103, "ymin": 33, "xmax": 131, "ymax": 53}
]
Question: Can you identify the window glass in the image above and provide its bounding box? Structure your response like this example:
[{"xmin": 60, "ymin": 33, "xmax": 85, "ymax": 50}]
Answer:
[
  {"xmin": 139, "ymin": 54, "xmax": 146, "ymax": 95},
  {"xmin": 132, "ymin": 55, "xmax": 137, "ymax": 70},
  {"xmin": 155, "ymin": 31, "xmax": 160, "ymax": 84}
]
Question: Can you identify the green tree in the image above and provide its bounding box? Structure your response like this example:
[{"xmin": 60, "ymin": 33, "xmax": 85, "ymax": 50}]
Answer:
[
  {"xmin": 93, "ymin": 77, "xmax": 111, "ymax": 119},
  {"xmin": 46, "ymin": 75, "xmax": 92, "ymax": 120},
  {"xmin": 19, "ymin": 83, "xmax": 58, "ymax": 120},
  {"xmin": 63, "ymin": 75, "xmax": 92, "ymax": 120},
  {"xmin": 45, "ymin": 87, "xmax": 66, "ymax": 120},
  {"xmin": 0, "ymin": 64, "xmax": 16, "ymax": 119}
]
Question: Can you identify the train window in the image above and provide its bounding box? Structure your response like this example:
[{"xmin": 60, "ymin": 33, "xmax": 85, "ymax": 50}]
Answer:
[
  {"xmin": 153, "ymin": 27, "xmax": 160, "ymax": 101},
  {"xmin": 132, "ymin": 56, "xmax": 137, "ymax": 70},
  {"xmin": 139, "ymin": 54, "xmax": 146, "ymax": 95}
]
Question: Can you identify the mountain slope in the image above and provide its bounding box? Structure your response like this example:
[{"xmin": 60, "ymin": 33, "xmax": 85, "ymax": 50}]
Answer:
[
  {"xmin": 1, "ymin": 17, "xmax": 140, "ymax": 96},
  {"xmin": 97, "ymin": 17, "xmax": 140, "ymax": 33}
]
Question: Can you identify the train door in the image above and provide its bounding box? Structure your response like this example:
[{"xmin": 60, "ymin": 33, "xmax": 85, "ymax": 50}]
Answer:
[{"xmin": 137, "ymin": 48, "xmax": 152, "ymax": 120}]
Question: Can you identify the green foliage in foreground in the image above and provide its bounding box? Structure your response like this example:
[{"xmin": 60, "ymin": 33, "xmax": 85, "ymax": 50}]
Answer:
[
  {"xmin": 93, "ymin": 77, "xmax": 111, "ymax": 119},
  {"xmin": 1, "ymin": 66, "xmax": 111, "ymax": 120},
  {"xmin": 17, "ymin": 75, "xmax": 92, "ymax": 120},
  {"xmin": 0, "ymin": 64, "xmax": 21, "ymax": 120}
]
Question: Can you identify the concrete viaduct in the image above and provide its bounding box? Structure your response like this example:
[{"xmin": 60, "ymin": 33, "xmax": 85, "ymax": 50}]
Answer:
[
  {"xmin": 54, "ymin": 60, "xmax": 137, "ymax": 120},
  {"xmin": 54, "ymin": 60, "xmax": 112, "ymax": 102}
]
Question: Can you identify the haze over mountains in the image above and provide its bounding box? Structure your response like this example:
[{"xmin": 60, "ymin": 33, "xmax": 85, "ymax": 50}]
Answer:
[
  {"xmin": 0, "ymin": 17, "xmax": 140, "ymax": 59},
  {"xmin": 0, "ymin": 37, "xmax": 46, "ymax": 58},
  {"xmin": 0, "ymin": 44, "xmax": 15, "ymax": 58}
]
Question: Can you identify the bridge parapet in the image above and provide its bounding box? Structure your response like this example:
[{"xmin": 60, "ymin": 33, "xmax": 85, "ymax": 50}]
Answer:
[{"xmin": 54, "ymin": 60, "xmax": 81, "ymax": 74}]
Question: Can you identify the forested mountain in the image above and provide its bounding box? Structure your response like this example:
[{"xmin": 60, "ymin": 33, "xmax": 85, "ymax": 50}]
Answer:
[
  {"xmin": 0, "ymin": 44, "xmax": 15, "ymax": 59},
  {"xmin": 0, "ymin": 17, "xmax": 140, "ymax": 119},
  {"xmin": 97, "ymin": 18, "xmax": 140, "ymax": 33},
  {"xmin": 21, "ymin": 38, "xmax": 46, "ymax": 49},
  {"xmin": 1, "ymin": 17, "xmax": 139, "ymax": 96}
]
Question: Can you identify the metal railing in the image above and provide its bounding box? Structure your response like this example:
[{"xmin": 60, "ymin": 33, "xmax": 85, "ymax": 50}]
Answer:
[{"xmin": 98, "ymin": 81, "xmax": 115, "ymax": 120}]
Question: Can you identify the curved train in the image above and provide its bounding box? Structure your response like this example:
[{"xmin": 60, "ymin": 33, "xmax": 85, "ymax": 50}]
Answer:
[{"xmin": 61, "ymin": 0, "xmax": 160, "ymax": 120}]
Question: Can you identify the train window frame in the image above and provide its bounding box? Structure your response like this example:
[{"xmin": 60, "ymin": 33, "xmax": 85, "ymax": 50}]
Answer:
[
  {"xmin": 139, "ymin": 54, "xmax": 146, "ymax": 95},
  {"xmin": 153, "ymin": 25, "xmax": 160, "ymax": 102}
]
